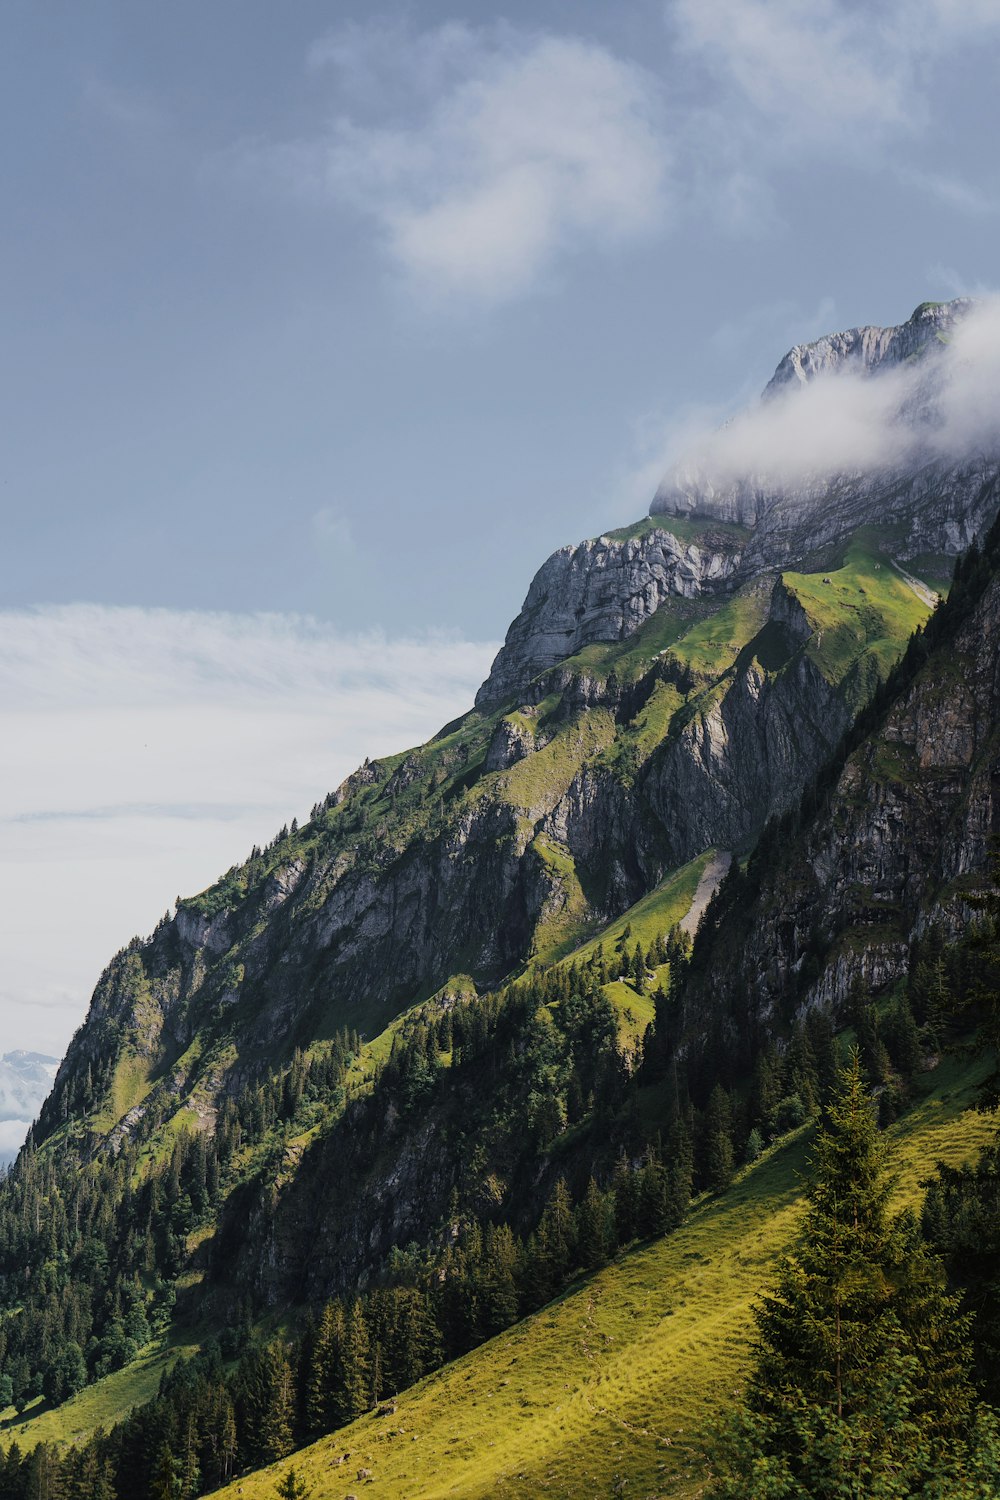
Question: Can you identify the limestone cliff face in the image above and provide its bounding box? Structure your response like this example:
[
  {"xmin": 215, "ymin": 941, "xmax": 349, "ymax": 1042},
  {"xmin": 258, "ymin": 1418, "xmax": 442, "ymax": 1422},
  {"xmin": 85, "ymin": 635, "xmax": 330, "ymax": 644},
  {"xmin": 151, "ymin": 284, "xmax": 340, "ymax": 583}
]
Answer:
[
  {"xmin": 688, "ymin": 570, "xmax": 1000, "ymax": 1031},
  {"xmin": 28, "ymin": 301, "xmax": 1000, "ymax": 1325},
  {"xmin": 480, "ymin": 303, "xmax": 998, "ymax": 714},
  {"xmin": 38, "ymin": 300, "xmax": 999, "ymax": 1176},
  {"xmin": 652, "ymin": 299, "xmax": 1000, "ymax": 567},
  {"xmin": 762, "ymin": 299, "xmax": 973, "ymax": 393},
  {"xmin": 476, "ymin": 524, "xmax": 744, "ymax": 709}
]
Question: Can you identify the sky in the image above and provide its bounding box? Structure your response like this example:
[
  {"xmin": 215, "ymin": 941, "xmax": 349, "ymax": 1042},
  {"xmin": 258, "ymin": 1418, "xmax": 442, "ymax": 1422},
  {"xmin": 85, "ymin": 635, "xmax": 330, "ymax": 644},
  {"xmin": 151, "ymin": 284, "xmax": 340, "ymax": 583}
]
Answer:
[{"xmin": 2, "ymin": 0, "xmax": 1000, "ymax": 1058}]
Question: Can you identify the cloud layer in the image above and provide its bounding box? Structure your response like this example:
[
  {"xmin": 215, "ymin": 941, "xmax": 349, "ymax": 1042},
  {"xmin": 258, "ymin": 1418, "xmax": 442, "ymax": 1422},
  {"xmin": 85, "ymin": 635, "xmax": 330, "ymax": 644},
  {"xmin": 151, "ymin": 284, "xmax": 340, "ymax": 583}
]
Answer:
[
  {"xmin": 228, "ymin": 5, "xmax": 1000, "ymax": 307},
  {"xmin": 654, "ymin": 298, "xmax": 1000, "ymax": 501},
  {"xmin": 0, "ymin": 606, "xmax": 494, "ymax": 1057},
  {"xmin": 247, "ymin": 22, "xmax": 668, "ymax": 304}
]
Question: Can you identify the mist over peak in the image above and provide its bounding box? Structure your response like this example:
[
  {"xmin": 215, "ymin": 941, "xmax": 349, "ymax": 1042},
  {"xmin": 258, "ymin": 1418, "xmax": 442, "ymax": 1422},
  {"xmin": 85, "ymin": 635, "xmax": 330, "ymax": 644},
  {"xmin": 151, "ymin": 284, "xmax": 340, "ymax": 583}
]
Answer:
[{"xmin": 652, "ymin": 296, "xmax": 1000, "ymax": 531}]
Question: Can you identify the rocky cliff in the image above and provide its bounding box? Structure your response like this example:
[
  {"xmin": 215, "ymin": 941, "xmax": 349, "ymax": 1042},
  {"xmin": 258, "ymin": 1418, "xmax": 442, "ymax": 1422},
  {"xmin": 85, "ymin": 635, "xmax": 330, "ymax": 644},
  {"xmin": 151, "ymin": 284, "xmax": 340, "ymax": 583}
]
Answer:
[
  {"xmin": 652, "ymin": 299, "xmax": 1000, "ymax": 570},
  {"xmin": 684, "ymin": 538, "xmax": 1000, "ymax": 1042},
  {"xmin": 476, "ymin": 522, "xmax": 745, "ymax": 708},
  {"xmin": 8, "ymin": 300, "xmax": 1000, "ymax": 1399},
  {"xmin": 40, "ymin": 303, "xmax": 999, "ymax": 1163},
  {"xmin": 482, "ymin": 302, "xmax": 999, "ymax": 713}
]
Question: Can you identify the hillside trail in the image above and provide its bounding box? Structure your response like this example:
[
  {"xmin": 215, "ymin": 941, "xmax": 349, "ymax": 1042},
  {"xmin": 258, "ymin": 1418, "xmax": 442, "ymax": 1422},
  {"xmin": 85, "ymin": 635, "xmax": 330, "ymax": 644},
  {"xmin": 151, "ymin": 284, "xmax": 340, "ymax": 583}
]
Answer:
[{"xmin": 681, "ymin": 850, "xmax": 732, "ymax": 938}]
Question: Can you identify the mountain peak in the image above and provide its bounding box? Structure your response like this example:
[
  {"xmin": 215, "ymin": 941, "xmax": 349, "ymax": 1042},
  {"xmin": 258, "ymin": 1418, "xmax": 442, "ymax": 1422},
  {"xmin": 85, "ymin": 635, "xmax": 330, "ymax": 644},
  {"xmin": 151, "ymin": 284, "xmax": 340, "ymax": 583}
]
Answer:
[
  {"xmin": 649, "ymin": 297, "xmax": 998, "ymax": 563},
  {"xmin": 762, "ymin": 296, "xmax": 975, "ymax": 398}
]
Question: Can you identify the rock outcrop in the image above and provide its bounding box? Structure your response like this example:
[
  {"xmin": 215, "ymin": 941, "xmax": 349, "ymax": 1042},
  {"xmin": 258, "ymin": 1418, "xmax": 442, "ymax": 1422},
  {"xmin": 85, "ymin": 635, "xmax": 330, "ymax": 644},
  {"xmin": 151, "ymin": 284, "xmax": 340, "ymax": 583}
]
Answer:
[
  {"xmin": 687, "ymin": 564, "xmax": 1000, "ymax": 1030},
  {"xmin": 652, "ymin": 299, "xmax": 1000, "ymax": 564},
  {"xmin": 476, "ymin": 524, "xmax": 744, "ymax": 709},
  {"xmin": 482, "ymin": 303, "xmax": 999, "ymax": 713},
  {"xmin": 36, "ymin": 299, "xmax": 1000, "ymax": 1188}
]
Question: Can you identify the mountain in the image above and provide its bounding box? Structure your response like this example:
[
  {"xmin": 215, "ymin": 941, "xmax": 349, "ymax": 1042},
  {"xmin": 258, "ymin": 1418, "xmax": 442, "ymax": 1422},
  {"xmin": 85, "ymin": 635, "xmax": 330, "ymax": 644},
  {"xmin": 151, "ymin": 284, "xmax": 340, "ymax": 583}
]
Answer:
[
  {"xmin": 0, "ymin": 1051, "xmax": 57, "ymax": 1165},
  {"xmin": 651, "ymin": 298, "xmax": 998, "ymax": 570},
  {"xmin": 3, "ymin": 298, "xmax": 1000, "ymax": 1496}
]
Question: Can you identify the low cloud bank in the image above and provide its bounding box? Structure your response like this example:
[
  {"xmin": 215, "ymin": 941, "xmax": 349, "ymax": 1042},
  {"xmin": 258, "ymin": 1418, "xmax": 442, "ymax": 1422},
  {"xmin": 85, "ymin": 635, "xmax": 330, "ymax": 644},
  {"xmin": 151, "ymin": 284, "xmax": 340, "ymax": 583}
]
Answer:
[{"xmin": 0, "ymin": 607, "xmax": 495, "ymax": 1058}]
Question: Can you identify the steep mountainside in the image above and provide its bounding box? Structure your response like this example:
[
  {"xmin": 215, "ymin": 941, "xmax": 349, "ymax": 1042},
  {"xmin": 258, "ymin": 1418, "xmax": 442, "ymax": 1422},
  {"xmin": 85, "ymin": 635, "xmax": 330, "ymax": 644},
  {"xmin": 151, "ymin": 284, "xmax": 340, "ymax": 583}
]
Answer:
[
  {"xmin": 5, "ymin": 301, "xmax": 1000, "ymax": 1483},
  {"xmin": 39, "ymin": 302, "xmax": 994, "ymax": 1174},
  {"xmin": 683, "ymin": 526, "xmax": 1000, "ymax": 1044}
]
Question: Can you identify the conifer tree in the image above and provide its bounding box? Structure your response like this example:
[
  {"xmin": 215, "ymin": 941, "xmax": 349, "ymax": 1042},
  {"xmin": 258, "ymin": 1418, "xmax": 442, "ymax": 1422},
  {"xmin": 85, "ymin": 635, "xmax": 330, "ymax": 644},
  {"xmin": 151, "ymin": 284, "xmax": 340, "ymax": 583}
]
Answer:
[
  {"xmin": 538, "ymin": 1178, "xmax": 576, "ymax": 1289},
  {"xmin": 148, "ymin": 1443, "xmax": 180, "ymax": 1500},
  {"xmin": 275, "ymin": 1468, "xmax": 311, "ymax": 1500},
  {"xmin": 259, "ymin": 1342, "xmax": 296, "ymax": 1463},
  {"xmin": 479, "ymin": 1224, "xmax": 520, "ymax": 1336},
  {"xmin": 305, "ymin": 1300, "xmax": 345, "ymax": 1436},
  {"xmin": 576, "ymin": 1177, "xmax": 610, "ymax": 1268},
  {"xmin": 612, "ymin": 1150, "xmax": 637, "ymax": 1243},
  {"xmin": 636, "ymin": 1149, "xmax": 668, "ymax": 1237},
  {"xmin": 708, "ymin": 1051, "xmax": 982, "ymax": 1497},
  {"xmin": 703, "ymin": 1084, "xmax": 734, "ymax": 1194},
  {"xmin": 339, "ymin": 1300, "xmax": 372, "ymax": 1422}
]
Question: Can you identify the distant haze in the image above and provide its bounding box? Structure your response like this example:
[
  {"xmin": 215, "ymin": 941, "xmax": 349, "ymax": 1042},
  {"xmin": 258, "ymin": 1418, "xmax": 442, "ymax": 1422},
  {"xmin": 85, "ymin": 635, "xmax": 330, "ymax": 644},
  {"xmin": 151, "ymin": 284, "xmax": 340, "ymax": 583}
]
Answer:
[{"xmin": 0, "ymin": 1052, "xmax": 58, "ymax": 1165}]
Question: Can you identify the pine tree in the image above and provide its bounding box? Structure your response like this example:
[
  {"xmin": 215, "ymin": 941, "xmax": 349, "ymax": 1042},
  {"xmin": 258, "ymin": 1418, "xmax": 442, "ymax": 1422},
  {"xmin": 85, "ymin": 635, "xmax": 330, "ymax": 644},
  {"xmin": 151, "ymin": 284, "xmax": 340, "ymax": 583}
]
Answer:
[
  {"xmin": 339, "ymin": 1299, "xmax": 372, "ymax": 1422},
  {"xmin": 275, "ymin": 1468, "xmax": 311, "ymax": 1499},
  {"xmin": 576, "ymin": 1177, "xmax": 610, "ymax": 1269},
  {"xmin": 479, "ymin": 1223, "xmax": 520, "ymax": 1336},
  {"xmin": 537, "ymin": 1178, "xmax": 576, "ymax": 1292},
  {"xmin": 148, "ymin": 1444, "xmax": 180, "ymax": 1500},
  {"xmin": 631, "ymin": 942, "xmax": 647, "ymax": 994},
  {"xmin": 612, "ymin": 1151, "xmax": 637, "ymax": 1244},
  {"xmin": 703, "ymin": 1085, "xmax": 734, "ymax": 1194},
  {"xmin": 260, "ymin": 1342, "xmax": 296, "ymax": 1463},
  {"xmin": 636, "ymin": 1150, "xmax": 668, "ymax": 1237},
  {"xmin": 708, "ymin": 1051, "xmax": 980, "ymax": 1497},
  {"xmin": 305, "ymin": 1300, "xmax": 345, "ymax": 1435}
]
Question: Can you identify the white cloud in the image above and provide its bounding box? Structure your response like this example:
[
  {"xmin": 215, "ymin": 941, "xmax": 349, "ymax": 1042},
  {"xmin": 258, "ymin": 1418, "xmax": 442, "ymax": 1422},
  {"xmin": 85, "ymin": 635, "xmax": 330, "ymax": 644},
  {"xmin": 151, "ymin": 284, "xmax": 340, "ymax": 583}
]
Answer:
[
  {"xmin": 312, "ymin": 506, "xmax": 357, "ymax": 555},
  {"xmin": 671, "ymin": 0, "xmax": 1000, "ymax": 145},
  {"xmin": 253, "ymin": 23, "xmax": 669, "ymax": 305},
  {"xmin": 655, "ymin": 296, "xmax": 1000, "ymax": 500},
  {"xmin": 671, "ymin": 0, "xmax": 913, "ymax": 147},
  {"xmin": 217, "ymin": 8, "xmax": 1000, "ymax": 305},
  {"xmin": 0, "ymin": 606, "xmax": 495, "ymax": 1059}
]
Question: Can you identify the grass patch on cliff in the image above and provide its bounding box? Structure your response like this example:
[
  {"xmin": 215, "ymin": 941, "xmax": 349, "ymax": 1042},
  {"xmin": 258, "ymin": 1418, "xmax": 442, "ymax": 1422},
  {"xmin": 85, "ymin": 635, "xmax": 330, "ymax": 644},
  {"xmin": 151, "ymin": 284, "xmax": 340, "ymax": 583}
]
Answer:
[
  {"xmin": 89, "ymin": 1050, "xmax": 154, "ymax": 1136},
  {"xmin": 783, "ymin": 541, "xmax": 931, "ymax": 698},
  {"xmin": 209, "ymin": 1051, "xmax": 995, "ymax": 1500},
  {"xmin": 601, "ymin": 981, "xmax": 657, "ymax": 1050},
  {"xmin": 667, "ymin": 577, "xmax": 773, "ymax": 678},
  {"xmin": 529, "ymin": 835, "xmax": 591, "ymax": 966},
  {"xmin": 497, "ymin": 711, "xmax": 616, "ymax": 815},
  {"xmin": 566, "ymin": 852, "xmax": 711, "ymax": 969},
  {"xmin": 601, "ymin": 515, "xmax": 751, "ymax": 549}
]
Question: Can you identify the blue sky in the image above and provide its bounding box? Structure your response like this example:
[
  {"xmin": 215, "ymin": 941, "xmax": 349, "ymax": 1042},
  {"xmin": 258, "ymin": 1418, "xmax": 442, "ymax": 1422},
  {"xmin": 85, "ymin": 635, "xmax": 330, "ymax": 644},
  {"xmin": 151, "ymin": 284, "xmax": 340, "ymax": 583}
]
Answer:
[{"xmin": 2, "ymin": 0, "xmax": 999, "ymax": 1056}]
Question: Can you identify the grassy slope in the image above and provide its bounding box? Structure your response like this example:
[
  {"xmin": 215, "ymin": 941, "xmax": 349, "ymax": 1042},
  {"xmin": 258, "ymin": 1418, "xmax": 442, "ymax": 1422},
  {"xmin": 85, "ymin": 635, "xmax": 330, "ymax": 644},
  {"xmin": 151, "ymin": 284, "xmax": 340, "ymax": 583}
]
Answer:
[
  {"xmin": 0, "ymin": 1334, "xmax": 199, "ymax": 1449},
  {"xmin": 784, "ymin": 539, "xmax": 931, "ymax": 699},
  {"xmin": 212, "ymin": 1053, "xmax": 996, "ymax": 1500}
]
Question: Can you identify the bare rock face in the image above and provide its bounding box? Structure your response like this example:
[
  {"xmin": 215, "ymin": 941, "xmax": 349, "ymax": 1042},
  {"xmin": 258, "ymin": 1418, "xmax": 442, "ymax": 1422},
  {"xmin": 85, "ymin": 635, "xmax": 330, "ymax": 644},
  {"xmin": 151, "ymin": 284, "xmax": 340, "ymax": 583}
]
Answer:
[
  {"xmin": 479, "ymin": 302, "xmax": 999, "ymax": 714},
  {"xmin": 476, "ymin": 525, "xmax": 744, "ymax": 709},
  {"xmin": 692, "ymin": 569, "xmax": 1000, "ymax": 1028},
  {"xmin": 651, "ymin": 299, "xmax": 1000, "ymax": 566},
  {"xmin": 762, "ymin": 299, "xmax": 974, "ymax": 393},
  {"xmin": 36, "ymin": 298, "xmax": 1000, "ymax": 1232}
]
